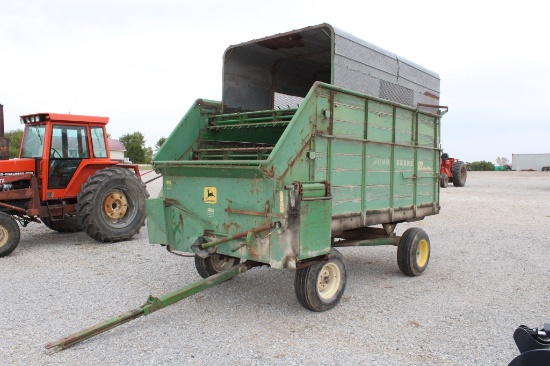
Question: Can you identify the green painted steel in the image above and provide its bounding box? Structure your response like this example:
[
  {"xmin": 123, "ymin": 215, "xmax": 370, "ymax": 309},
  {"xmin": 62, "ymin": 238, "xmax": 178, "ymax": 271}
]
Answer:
[{"xmin": 147, "ymin": 82, "xmax": 443, "ymax": 269}]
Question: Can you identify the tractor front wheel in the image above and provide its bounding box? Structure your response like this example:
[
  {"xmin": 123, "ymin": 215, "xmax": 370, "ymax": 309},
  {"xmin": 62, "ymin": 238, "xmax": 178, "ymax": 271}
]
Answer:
[
  {"xmin": 294, "ymin": 248, "xmax": 347, "ymax": 312},
  {"xmin": 76, "ymin": 167, "xmax": 149, "ymax": 242},
  {"xmin": 194, "ymin": 254, "xmax": 241, "ymax": 278},
  {"xmin": 439, "ymin": 174, "xmax": 449, "ymax": 188},
  {"xmin": 397, "ymin": 227, "xmax": 430, "ymax": 276},
  {"xmin": 0, "ymin": 212, "xmax": 20, "ymax": 257},
  {"xmin": 451, "ymin": 161, "xmax": 467, "ymax": 187}
]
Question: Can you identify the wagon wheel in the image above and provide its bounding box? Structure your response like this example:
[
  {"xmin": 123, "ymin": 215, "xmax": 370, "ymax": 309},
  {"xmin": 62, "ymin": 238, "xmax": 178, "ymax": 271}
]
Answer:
[
  {"xmin": 194, "ymin": 254, "xmax": 241, "ymax": 278},
  {"xmin": 451, "ymin": 161, "xmax": 467, "ymax": 187},
  {"xmin": 294, "ymin": 248, "xmax": 347, "ymax": 312},
  {"xmin": 397, "ymin": 227, "xmax": 430, "ymax": 276},
  {"xmin": 0, "ymin": 212, "xmax": 21, "ymax": 257},
  {"xmin": 439, "ymin": 174, "xmax": 449, "ymax": 188}
]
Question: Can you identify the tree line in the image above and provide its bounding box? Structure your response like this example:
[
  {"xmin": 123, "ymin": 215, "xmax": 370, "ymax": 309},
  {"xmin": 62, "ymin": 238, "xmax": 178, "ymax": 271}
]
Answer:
[{"xmin": 466, "ymin": 157, "xmax": 510, "ymax": 171}]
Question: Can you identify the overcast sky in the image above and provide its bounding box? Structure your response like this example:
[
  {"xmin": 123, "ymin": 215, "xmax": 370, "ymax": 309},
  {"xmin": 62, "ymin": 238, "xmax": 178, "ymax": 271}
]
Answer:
[{"xmin": 1, "ymin": 0, "xmax": 548, "ymax": 163}]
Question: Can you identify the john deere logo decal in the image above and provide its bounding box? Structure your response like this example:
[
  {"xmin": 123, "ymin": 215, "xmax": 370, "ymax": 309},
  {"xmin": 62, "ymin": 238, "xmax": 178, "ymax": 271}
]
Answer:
[{"xmin": 204, "ymin": 187, "xmax": 217, "ymax": 204}]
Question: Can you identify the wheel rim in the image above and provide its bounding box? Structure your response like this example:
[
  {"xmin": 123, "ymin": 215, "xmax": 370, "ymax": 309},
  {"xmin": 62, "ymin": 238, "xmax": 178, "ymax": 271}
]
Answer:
[
  {"xmin": 103, "ymin": 189, "xmax": 128, "ymax": 220},
  {"xmin": 210, "ymin": 254, "xmax": 235, "ymax": 272},
  {"xmin": 0, "ymin": 225, "xmax": 8, "ymax": 248},
  {"xmin": 416, "ymin": 239, "xmax": 429, "ymax": 267},
  {"xmin": 101, "ymin": 188, "xmax": 137, "ymax": 227},
  {"xmin": 317, "ymin": 262, "xmax": 341, "ymax": 300}
]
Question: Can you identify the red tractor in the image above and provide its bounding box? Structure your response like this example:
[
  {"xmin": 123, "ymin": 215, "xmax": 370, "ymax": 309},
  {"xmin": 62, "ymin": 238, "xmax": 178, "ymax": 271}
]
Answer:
[
  {"xmin": 0, "ymin": 111, "xmax": 149, "ymax": 257},
  {"xmin": 440, "ymin": 153, "xmax": 467, "ymax": 188}
]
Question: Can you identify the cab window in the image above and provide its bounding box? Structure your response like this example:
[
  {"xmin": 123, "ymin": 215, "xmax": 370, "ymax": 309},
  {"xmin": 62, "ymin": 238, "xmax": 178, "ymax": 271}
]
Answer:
[
  {"xmin": 50, "ymin": 125, "xmax": 89, "ymax": 158},
  {"xmin": 21, "ymin": 125, "xmax": 46, "ymax": 158},
  {"xmin": 91, "ymin": 127, "xmax": 107, "ymax": 158},
  {"xmin": 48, "ymin": 125, "xmax": 89, "ymax": 189}
]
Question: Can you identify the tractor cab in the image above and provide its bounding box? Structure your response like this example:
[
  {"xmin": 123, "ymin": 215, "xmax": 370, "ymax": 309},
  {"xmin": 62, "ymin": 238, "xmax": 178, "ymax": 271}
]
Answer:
[{"xmin": 19, "ymin": 113, "xmax": 111, "ymax": 199}]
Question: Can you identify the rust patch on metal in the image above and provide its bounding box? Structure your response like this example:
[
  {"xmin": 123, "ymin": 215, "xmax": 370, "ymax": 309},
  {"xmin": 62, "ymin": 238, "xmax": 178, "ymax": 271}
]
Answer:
[
  {"xmin": 222, "ymin": 222, "xmax": 241, "ymax": 232},
  {"xmin": 225, "ymin": 208, "xmax": 267, "ymax": 217},
  {"xmin": 423, "ymin": 91, "xmax": 439, "ymax": 100},
  {"xmin": 257, "ymin": 34, "xmax": 304, "ymax": 50}
]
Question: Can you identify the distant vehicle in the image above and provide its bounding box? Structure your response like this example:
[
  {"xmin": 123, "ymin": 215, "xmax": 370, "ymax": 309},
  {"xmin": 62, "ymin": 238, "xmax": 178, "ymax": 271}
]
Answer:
[{"xmin": 439, "ymin": 153, "xmax": 467, "ymax": 188}]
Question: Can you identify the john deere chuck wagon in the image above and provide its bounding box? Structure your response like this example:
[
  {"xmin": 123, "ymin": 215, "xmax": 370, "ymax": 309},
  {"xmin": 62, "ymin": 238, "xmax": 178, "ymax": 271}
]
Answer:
[{"xmin": 47, "ymin": 23, "xmax": 446, "ymax": 351}]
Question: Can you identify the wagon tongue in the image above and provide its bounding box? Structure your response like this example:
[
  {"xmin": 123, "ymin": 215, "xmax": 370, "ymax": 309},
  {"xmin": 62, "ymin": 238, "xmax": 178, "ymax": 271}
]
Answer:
[{"xmin": 45, "ymin": 262, "xmax": 256, "ymax": 353}]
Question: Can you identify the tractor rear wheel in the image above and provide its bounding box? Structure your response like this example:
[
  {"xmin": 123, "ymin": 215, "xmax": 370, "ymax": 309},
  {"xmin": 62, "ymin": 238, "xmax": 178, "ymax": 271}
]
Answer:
[
  {"xmin": 294, "ymin": 248, "xmax": 347, "ymax": 312},
  {"xmin": 194, "ymin": 254, "xmax": 241, "ymax": 278},
  {"xmin": 397, "ymin": 227, "xmax": 430, "ymax": 276},
  {"xmin": 42, "ymin": 216, "xmax": 82, "ymax": 233},
  {"xmin": 0, "ymin": 212, "xmax": 20, "ymax": 257},
  {"xmin": 76, "ymin": 167, "xmax": 149, "ymax": 242},
  {"xmin": 439, "ymin": 174, "xmax": 449, "ymax": 188},
  {"xmin": 451, "ymin": 161, "xmax": 467, "ymax": 187}
]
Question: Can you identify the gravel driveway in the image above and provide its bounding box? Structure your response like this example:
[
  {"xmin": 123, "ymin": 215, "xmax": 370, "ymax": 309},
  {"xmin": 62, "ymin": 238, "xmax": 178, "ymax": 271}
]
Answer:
[{"xmin": 2, "ymin": 171, "xmax": 549, "ymax": 365}]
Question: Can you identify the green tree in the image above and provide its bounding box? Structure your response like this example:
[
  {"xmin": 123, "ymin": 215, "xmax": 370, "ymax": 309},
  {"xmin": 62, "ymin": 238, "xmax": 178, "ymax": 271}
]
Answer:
[
  {"xmin": 466, "ymin": 161, "xmax": 495, "ymax": 171},
  {"xmin": 495, "ymin": 157, "xmax": 509, "ymax": 166},
  {"xmin": 119, "ymin": 132, "xmax": 148, "ymax": 164},
  {"xmin": 144, "ymin": 147, "xmax": 153, "ymax": 164},
  {"xmin": 155, "ymin": 137, "xmax": 166, "ymax": 151},
  {"xmin": 5, "ymin": 129, "xmax": 23, "ymax": 158}
]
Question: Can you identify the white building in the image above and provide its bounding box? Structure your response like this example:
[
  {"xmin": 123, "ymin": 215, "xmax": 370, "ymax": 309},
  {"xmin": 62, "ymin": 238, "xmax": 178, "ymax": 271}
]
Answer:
[
  {"xmin": 512, "ymin": 153, "xmax": 550, "ymax": 171},
  {"xmin": 108, "ymin": 139, "xmax": 127, "ymax": 162}
]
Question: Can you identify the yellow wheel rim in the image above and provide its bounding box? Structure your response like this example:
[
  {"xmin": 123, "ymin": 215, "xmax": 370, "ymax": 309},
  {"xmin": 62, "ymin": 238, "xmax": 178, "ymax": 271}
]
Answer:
[
  {"xmin": 416, "ymin": 239, "xmax": 429, "ymax": 268},
  {"xmin": 317, "ymin": 262, "xmax": 341, "ymax": 300},
  {"xmin": 103, "ymin": 189, "xmax": 128, "ymax": 221},
  {"xmin": 0, "ymin": 225, "xmax": 8, "ymax": 248}
]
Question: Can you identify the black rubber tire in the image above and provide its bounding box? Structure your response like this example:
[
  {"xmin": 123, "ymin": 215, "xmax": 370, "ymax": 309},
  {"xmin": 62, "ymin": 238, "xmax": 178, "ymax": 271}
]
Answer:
[
  {"xmin": 439, "ymin": 174, "xmax": 449, "ymax": 188},
  {"xmin": 42, "ymin": 216, "xmax": 82, "ymax": 233},
  {"xmin": 397, "ymin": 227, "xmax": 430, "ymax": 276},
  {"xmin": 76, "ymin": 166, "xmax": 149, "ymax": 242},
  {"xmin": 0, "ymin": 212, "xmax": 20, "ymax": 257},
  {"xmin": 194, "ymin": 254, "xmax": 241, "ymax": 279},
  {"xmin": 451, "ymin": 161, "xmax": 467, "ymax": 187},
  {"xmin": 294, "ymin": 248, "xmax": 347, "ymax": 312}
]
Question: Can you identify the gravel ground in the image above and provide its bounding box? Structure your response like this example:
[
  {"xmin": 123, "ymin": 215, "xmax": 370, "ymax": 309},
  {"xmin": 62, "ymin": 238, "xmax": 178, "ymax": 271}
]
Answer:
[{"xmin": 1, "ymin": 171, "xmax": 549, "ymax": 365}]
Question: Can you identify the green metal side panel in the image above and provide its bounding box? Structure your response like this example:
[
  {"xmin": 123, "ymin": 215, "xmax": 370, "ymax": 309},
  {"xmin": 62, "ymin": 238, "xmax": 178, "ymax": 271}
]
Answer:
[
  {"xmin": 317, "ymin": 87, "xmax": 440, "ymax": 216},
  {"xmin": 366, "ymin": 101, "xmax": 394, "ymax": 143},
  {"xmin": 147, "ymin": 82, "xmax": 442, "ymax": 268},
  {"xmin": 298, "ymin": 199, "xmax": 332, "ymax": 260},
  {"xmin": 159, "ymin": 174, "xmax": 276, "ymax": 252},
  {"xmin": 330, "ymin": 139, "xmax": 363, "ymax": 213},
  {"xmin": 364, "ymin": 143, "xmax": 392, "ymax": 209},
  {"xmin": 395, "ymin": 109, "xmax": 414, "ymax": 145},
  {"xmin": 146, "ymin": 198, "xmax": 169, "ymax": 244}
]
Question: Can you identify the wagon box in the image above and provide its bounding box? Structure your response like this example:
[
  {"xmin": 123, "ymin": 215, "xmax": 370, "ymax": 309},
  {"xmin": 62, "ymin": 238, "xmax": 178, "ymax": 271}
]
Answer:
[
  {"xmin": 147, "ymin": 23, "xmax": 446, "ymax": 309},
  {"xmin": 46, "ymin": 23, "xmax": 447, "ymax": 352}
]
